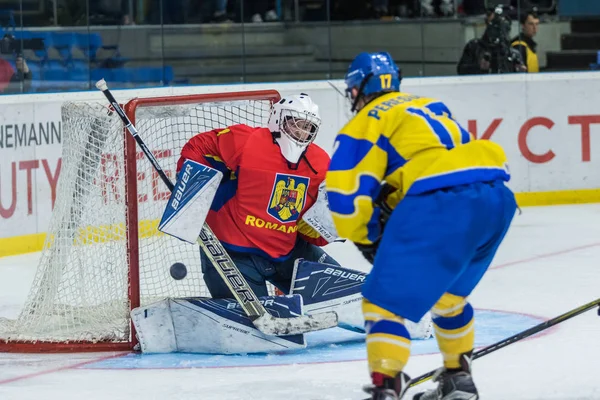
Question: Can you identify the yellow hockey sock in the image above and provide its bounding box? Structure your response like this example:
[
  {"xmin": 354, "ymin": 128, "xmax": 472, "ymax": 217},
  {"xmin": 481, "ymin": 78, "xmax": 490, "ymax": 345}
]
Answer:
[
  {"xmin": 431, "ymin": 293, "xmax": 475, "ymax": 369},
  {"xmin": 363, "ymin": 299, "xmax": 411, "ymax": 377}
]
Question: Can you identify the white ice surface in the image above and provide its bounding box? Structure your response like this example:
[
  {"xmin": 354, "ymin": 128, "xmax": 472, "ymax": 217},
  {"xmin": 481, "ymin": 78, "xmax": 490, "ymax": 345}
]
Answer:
[{"xmin": 1, "ymin": 204, "xmax": 599, "ymax": 400}]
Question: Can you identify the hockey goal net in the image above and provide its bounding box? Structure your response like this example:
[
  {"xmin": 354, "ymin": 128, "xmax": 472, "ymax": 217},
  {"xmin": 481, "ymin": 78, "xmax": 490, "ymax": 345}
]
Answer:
[{"xmin": 0, "ymin": 90, "xmax": 281, "ymax": 352}]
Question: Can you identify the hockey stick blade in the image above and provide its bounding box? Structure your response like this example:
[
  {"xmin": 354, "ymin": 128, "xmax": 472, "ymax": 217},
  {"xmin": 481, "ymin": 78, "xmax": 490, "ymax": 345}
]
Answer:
[
  {"xmin": 409, "ymin": 297, "xmax": 600, "ymax": 388},
  {"xmin": 96, "ymin": 79, "xmax": 339, "ymax": 336}
]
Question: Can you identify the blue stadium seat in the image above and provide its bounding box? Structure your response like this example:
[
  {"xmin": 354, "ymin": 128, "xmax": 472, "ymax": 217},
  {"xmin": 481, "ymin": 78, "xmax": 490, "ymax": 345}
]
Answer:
[
  {"xmin": 11, "ymin": 30, "xmax": 33, "ymax": 40},
  {"xmin": 42, "ymin": 60, "xmax": 68, "ymax": 84},
  {"xmin": 45, "ymin": 59, "xmax": 65, "ymax": 70},
  {"xmin": 27, "ymin": 60, "xmax": 42, "ymax": 79},
  {"xmin": 50, "ymin": 32, "xmax": 76, "ymax": 62},
  {"xmin": 163, "ymin": 66, "xmax": 174, "ymax": 84},
  {"xmin": 89, "ymin": 66, "xmax": 174, "ymax": 87},
  {"xmin": 128, "ymin": 66, "xmax": 174, "ymax": 84},
  {"xmin": 76, "ymin": 33, "xmax": 103, "ymax": 62},
  {"xmin": 28, "ymin": 61, "xmax": 43, "ymax": 92},
  {"xmin": 30, "ymin": 31, "xmax": 51, "ymax": 63},
  {"xmin": 592, "ymin": 51, "xmax": 600, "ymax": 70},
  {"xmin": 44, "ymin": 68, "xmax": 69, "ymax": 82},
  {"xmin": 91, "ymin": 68, "xmax": 115, "ymax": 83},
  {"xmin": 70, "ymin": 59, "xmax": 90, "ymax": 82},
  {"xmin": 134, "ymin": 67, "xmax": 154, "ymax": 82}
]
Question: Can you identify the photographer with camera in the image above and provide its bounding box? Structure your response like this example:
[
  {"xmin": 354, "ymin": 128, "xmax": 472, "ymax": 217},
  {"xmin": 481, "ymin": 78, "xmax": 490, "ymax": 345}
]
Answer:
[
  {"xmin": 0, "ymin": 52, "xmax": 32, "ymax": 94},
  {"xmin": 0, "ymin": 33, "xmax": 44, "ymax": 94},
  {"xmin": 457, "ymin": 6, "xmax": 526, "ymax": 75}
]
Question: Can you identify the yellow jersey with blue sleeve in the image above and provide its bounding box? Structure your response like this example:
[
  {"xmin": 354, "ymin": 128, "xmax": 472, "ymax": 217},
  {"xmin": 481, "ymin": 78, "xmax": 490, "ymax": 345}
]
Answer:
[{"xmin": 326, "ymin": 91, "xmax": 510, "ymax": 245}]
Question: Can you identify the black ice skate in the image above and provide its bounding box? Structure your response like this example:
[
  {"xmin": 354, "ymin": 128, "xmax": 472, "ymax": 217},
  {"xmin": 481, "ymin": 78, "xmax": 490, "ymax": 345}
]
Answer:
[
  {"xmin": 413, "ymin": 352, "xmax": 478, "ymax": 400},
  {"xmin": 363, "ymin": 371, "xmax": 411, "ymax": 400}
]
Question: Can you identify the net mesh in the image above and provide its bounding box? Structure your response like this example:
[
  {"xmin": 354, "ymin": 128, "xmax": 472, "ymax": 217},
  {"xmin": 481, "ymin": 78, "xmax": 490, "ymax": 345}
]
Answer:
[{"xmin": 0, "ymin": 93, "xmax": 276, "ymax": 346}]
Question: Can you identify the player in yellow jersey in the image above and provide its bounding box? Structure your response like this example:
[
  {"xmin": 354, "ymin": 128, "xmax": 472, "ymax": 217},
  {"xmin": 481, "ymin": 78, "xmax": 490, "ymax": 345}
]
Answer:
[{"xmin": 326, "ymin": 52, "xmax": 517, "ymax": 400}]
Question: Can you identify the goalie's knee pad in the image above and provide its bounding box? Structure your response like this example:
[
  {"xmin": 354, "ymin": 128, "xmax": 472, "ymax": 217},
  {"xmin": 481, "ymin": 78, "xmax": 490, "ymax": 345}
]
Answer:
[{"xmin": 291, "ymin": 259, "xmax": 433, "ymax": 339}]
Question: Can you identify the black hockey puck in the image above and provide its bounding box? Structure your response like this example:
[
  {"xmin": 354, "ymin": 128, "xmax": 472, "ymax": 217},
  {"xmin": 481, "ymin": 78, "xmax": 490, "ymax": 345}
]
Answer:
[{"xmin": 170, "ymin": 262, "xmax": 188, "ymax": 280}]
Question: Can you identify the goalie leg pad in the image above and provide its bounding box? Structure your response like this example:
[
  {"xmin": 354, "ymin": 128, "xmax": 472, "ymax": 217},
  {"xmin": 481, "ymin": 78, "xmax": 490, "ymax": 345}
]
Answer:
[
  {"xmin": 270, "ymin": 239, "xmax": 340, "ymax": 294},
  {"xmin": 290, "ymin": 260, "xmax": 433, "ymax": 339},
  {"xmin": 131, "ymin": 299, "xmax": 178, "ymax": 353},
  {"xmin": 131, "ymin": 295, "xmax": 307, "ymax": 354}
]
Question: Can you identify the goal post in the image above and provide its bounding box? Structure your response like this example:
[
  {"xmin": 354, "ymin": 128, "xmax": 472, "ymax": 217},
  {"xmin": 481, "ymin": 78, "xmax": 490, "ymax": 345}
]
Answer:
[{"xmin": 0, "ymin": 90, "xmax": 281, "ymax": 352}]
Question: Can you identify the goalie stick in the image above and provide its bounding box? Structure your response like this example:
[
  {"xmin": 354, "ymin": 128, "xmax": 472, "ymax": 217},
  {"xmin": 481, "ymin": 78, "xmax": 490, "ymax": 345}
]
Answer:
[
  {"xmin": 95, "ymin": 79, "xmax": 338, "ymax": 336},
  {"xmin": 409, "ymin": 297, "xmax": 600, "ymax": 388}
]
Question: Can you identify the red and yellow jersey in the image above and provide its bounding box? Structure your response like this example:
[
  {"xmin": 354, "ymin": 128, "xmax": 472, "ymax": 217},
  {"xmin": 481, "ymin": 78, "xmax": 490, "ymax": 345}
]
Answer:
[{"xmin": 177, "ymin": 124, "xmax": 330, "ymax": 260}]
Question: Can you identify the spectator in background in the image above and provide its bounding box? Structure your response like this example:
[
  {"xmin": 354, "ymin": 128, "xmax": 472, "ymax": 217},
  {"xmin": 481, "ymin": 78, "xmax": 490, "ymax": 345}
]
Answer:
[
  {"xmin": 245, "ymin": 0, "xmax": 278, "ymax": 22},
  {"xmin": 0, "ymin": 54, "xmax": 32, "ymax": 94},
  {"xmin": 190, "ymin": 0, "xmax": 230, "ymax": 23},
  {"xmin": 461, "ymin": 0, "xmax": 486, "ymax": 15},
  {"xmin": 385, "ymin": 0, "xmax": 420, "ymax": 18},
  {"xmin": 211, "ymin": 0, "xmax": 230, "ymax": 22},
  {"xmin": 89, "ymin": 0, "xmax": 132, "ymax": 25},
  {"xmin": 147, "ymin": 0, "xmax": 188, "ymax": 24},
  {"xmin": 373, "ymin": 0, "xmax": 389, "ymax": 17},
  {"xmin": 511, "ymin": 10, "xmax": 540, "ymax": 73},
  {"xmin": 420, "ymin": 0, "xmax": 455, "ymax": 17}
]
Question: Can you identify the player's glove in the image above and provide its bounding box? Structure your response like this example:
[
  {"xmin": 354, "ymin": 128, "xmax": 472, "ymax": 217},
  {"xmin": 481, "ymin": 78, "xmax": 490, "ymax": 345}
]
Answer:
[
  {"xmin": 355, "ymin": 240, "xmax": 380, "ymax": 265},
  {"xmin": 374, "ymin": 182, "xmax": 397, "ymax": 230},
  {"xmin": 355, "ymin": 183, "xmax": 397, "ymax": 265}
]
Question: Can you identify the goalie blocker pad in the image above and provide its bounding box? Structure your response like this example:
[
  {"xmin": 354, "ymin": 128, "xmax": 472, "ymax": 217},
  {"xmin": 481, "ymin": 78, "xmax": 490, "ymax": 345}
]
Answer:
[
  {"xmin": 131, "ymin": 294, "xmax": 306, "ymax": 354},
  {"xmin": 291, "ymin": 260, "xmax": 433, "ymax": 340},
  {"xmin": 158, "ymin": 159, "xmax": 222, "ymax": 244}
]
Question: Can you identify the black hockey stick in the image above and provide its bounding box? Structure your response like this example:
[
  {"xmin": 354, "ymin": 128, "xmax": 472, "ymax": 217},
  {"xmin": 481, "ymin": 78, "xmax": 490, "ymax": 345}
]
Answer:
[
  {"xmin": 95, "ymin": 79, "xmax": 338, "ymax": 336},
  {"xmin": 409, "ymin": 297, "xmax": 600, "ymax": 388}
]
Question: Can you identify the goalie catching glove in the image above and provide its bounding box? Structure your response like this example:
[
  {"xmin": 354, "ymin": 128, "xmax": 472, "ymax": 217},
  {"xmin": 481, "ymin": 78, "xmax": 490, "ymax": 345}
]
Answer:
[{"xmin": 301, "ymin": 180, "xmax": 340, "ymax": 243}]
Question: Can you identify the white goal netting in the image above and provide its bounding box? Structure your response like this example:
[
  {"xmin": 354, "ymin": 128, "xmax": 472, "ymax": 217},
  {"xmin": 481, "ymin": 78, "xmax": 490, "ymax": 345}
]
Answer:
[{"xmin": 0, "ymin": 92, "xmax": 278, "ymax": 348}]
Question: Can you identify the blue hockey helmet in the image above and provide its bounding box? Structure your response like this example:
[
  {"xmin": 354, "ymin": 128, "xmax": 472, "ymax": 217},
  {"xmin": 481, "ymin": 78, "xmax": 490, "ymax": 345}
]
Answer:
[{"xmin": 344, "ymin": 52, "xmax": 401, "ymax": 110}]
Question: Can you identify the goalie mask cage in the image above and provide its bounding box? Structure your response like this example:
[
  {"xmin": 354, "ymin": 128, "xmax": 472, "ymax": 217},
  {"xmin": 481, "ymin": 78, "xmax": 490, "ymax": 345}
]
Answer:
[{"xmin": 0, "ymin": 89, "xmax": 281, "ymax": 352}]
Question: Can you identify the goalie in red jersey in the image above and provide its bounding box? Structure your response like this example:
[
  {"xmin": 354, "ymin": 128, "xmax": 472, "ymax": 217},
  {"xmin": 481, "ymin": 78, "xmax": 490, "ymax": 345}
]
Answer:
[{"xmin": 177, "ymin": 93, "xmax": 341, "ymax": 298}]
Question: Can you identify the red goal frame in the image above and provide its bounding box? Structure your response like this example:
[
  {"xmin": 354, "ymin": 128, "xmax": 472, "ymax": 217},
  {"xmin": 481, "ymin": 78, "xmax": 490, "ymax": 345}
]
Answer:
[{"xmin": 0, "ymin": 89, "xmax": 281, "ymax": 353}]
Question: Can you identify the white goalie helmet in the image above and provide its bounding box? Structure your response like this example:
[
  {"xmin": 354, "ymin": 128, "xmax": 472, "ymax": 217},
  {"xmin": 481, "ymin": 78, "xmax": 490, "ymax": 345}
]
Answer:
[{"xmin": 268, "ymin": 93, "xmax": 321, "ymax": 163}]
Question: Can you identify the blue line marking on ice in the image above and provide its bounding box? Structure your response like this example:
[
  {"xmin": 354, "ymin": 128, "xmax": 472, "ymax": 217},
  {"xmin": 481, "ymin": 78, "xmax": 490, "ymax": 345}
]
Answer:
[{"xmin": 83, "ymin": 310, "xmax": 544, "ymax": 369}]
